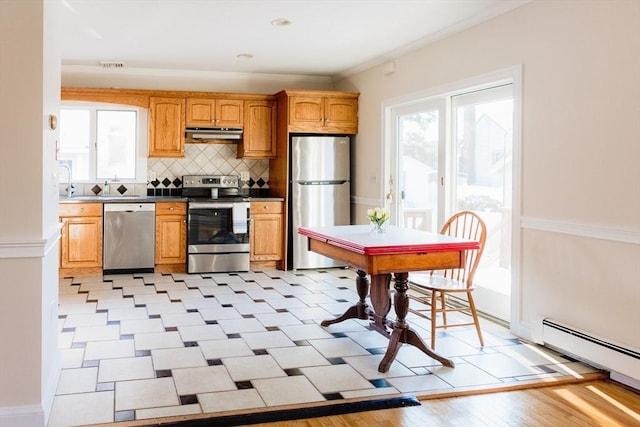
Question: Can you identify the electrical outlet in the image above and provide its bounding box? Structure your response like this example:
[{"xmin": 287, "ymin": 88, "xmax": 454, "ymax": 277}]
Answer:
[{"xmin": 240, "ymin": 171, "xmax": 250, "ymax": 181}]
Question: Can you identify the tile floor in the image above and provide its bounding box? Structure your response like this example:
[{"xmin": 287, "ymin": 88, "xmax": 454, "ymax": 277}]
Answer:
[{"xmin": 50, "ymin": 269, "xmax": 601, "ymax": 427}]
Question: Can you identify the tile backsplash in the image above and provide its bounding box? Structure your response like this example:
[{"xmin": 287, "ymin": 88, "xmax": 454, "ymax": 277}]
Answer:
[{"xmin": 62, "ymin": 143, "xmax": 269, "ymax": 197}]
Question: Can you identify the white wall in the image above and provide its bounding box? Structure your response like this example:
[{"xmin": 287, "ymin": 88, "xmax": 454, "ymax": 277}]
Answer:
[
  {"xmin": 0, "ymin": 1, "xmax": 62, "ymax": 425},
  {"xmin": 336, "ymin": 0, "xmax": 640, "ymax": 377}
]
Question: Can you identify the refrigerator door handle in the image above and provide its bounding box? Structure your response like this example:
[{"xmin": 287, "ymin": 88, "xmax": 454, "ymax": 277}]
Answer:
[{"xmin": 297, "ymin": 180, "xmax": 348, "ymax": 185}]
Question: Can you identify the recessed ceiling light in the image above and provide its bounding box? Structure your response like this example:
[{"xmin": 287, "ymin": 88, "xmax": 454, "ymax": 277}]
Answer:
[
  {"xmin": 236, "ymin": 53, "xmax": 253, "ymax": 60},
  {"xmin": 270, "ymin": 18, "xmax": 292, "ymax": 27}
]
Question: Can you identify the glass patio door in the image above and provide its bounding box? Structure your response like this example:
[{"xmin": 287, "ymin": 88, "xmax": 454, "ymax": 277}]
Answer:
[
  {"xmin": 391, "ymin": 100, "xmax": 446, "ymax": 234},
  {"xmin": 389, "ymin": 83, "xmax": 514, "ymax": 323}
]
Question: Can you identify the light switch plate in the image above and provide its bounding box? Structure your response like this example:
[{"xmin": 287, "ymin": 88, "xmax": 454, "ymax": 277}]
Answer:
[{"xmin": 240, "ymin": 171, "xmax": 250, "ymax": 181}]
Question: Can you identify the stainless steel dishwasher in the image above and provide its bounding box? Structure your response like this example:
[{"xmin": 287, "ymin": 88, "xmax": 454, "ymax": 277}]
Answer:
[{"xmin": 103, "ymin": 203, "xmax": 155, "ymax": 274}]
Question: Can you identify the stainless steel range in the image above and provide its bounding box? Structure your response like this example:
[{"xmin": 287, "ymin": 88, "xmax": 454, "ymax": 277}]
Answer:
[{"xmin": 183, "ymin": 175, "xmax": 250, "ymax": 273}]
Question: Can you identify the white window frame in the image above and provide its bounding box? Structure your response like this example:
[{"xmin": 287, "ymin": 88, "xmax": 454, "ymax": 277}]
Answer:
[{"xmin": 60, "ymin": 101, "xmax": 149, "ymax": 183}]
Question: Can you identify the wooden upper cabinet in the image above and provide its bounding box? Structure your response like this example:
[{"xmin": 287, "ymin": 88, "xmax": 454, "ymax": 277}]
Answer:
[
  {"xmin": 149, "ymin": 97, "xmax": 185, "ymax": 157},
  {"xmin": 238, "ymin": 100, "xmax": 276, "ymax": 158},
  {"xmin": 186, "ymin": 98, "xmax": 243, "ymax": 127},
  {"xmin": 288, "ymin": 93, "xmax": 358, "ymax": 134}
]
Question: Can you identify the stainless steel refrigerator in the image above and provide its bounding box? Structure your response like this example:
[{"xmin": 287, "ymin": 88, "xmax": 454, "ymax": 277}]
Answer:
[{"xmin": 290, "ymin": 135, "xmax": 351, "ymax": 269}]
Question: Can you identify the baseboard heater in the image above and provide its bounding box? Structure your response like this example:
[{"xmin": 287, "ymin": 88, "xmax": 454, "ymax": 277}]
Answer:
[{"xmin": 542, "ymin": 318, "xmax": 640, "ymax": 383}]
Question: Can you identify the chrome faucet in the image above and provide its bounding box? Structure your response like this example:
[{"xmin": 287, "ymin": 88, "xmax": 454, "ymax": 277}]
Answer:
[{"xmin": 59, "ymin": 163, "xmax": 73, "ymax": 198}]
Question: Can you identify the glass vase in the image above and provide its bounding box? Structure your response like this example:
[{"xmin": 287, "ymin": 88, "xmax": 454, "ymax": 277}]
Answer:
[{"xmin": 370, "ymin": 220, "xmax": 387, "ymax": 234}]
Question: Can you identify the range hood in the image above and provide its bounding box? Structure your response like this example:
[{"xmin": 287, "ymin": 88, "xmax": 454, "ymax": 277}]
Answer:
[{"xmin": 185, "ymin": 127, "xmax": 243, "ymax": 141}]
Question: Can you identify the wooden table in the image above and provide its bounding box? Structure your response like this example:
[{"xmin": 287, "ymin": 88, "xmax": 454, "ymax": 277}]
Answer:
[{"xmin": 298, "ymin": 224, "xmax": 479, "ymax": 372}]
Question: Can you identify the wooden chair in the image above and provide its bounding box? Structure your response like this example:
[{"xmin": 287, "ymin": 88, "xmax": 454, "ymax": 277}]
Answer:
[{"xmin": 408, "ymin": 210, "xmax": 487, "ymax": 349}]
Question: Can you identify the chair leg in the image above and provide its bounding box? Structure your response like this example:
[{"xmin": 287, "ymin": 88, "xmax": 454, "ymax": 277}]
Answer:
[
  {"xmin": 467, "ymin": 291, "xmax": 484, "ymax": 347},
  {"xmin": 440, "ymin": 292, "xmax": 447, "ymax": 326},
  {"xmin": 430, "ymin": 290, "xmax": 437, "ymax": 349}
]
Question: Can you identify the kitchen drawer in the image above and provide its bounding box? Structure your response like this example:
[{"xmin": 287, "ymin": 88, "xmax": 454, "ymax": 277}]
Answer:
[
  {"xmin": 156, "ymin": 202, "xmax": 187, "ymax": 215},
  {"xmin": 250, "ymin": 201, "xmax": 283, "ymax": 214},
  {"xmin": 59, "ymin": 202, "xmax": 102, "ymax": 217}
]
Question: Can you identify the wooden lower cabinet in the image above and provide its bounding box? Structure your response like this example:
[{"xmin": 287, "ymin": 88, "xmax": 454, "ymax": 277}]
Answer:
[
  {"xmin": 59, "ymin": 203, "xmax": 103, "ymax": 275},
  {"xmin": 250, "ymin": 201, "xmax": 283, "ymax": 268},
  {"xmin": 155, "ymin": 202, "xmax": 187, "ymax": 273}
]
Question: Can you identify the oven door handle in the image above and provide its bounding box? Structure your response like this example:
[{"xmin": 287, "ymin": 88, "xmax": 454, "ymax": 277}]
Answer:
[{"xmin": 189, "ymin": 202, "xmax": 237, "ymax": 209}]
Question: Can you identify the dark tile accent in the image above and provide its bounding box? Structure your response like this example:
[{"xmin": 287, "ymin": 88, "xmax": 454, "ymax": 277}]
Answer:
[
  {"xmin": 285, "ymin": 368, "xmax": 303, "ymax": 376},
  {"xmin": 187, "ymin": 309, "xmax": 198, "ymax": 313},
  {"xmin": 58, "ymin": 314, "xmax": 67, "ymax": 319},
  {"xmin": 184, "ymin": 341, "xmax": 198, "ymax": 347},
  {"xmin": 82, "ymin": 360, "xmax": 100, "ymax": 368},
  {"xmin": 156, "ymin": 370, "xmax": 172, "ymax": 378},
  {"xmin": 165, "ymin": 327, "xmax": 178, "ymax": 332},
  {"xmin": 253, "ymin": 349, "xmax": 268, "ymax": 355},
  {"xmin": 266, "ymin": 326, "xmax": 280, "ymax": 332},
  {"xmin": 96, "ymin": 309, "xmax": 108, "ymax": 313},
  {"xmin": 227, "ymin": 333, "xmax": 241, "ymax": 339},
  {"xmin": 96, "ymin": 382, "xmax": 115, "ymax": 392},
  {"xmin": 235, "ymin": 381, "xmax": 254, "ymax": 389},
  {"xmin": 115, "ymin": 410, "xmax": 135, "ymax": 422},
  {"xmin": 536, "ymin": 365, "xmax": 559, "ymax": 374},
  {"xmin": 150, "ymin": 179, "xmax": 160, "ymax": 188},
  {"xmin": 235, "ymin": 291, "xmax": 246, "ymax": 294},
  {"xmin": 91, "ymin": 184, "xmax": 102, "ymax": 195},
  {"xmin": 162, "ymin": 177, "xmax": 172, "ymax": 187},
  {"xmin": 369, "ymin": 378, "xmax": 392, "ymax": 388},
  {"xmin": 367, "ymin": 348, "xmax": 387, "ymax": 355},
  {"xmin": 256, "ymin": 178, "xmax": 266, "ymax": 187},
  {"xmin": 107, "ymin": 320, "xmax": 120, "ymax": 326},
  {"xmin": 242, "ymin": 314, "xmax": 255, "ymax": 319},
  {"xmin": 284, "ymin": 295, "xmax": 296, "ymax": 299},
  {"xmin": 136, "ymin": 350, "xmax": 151, "ymax": 357},
  {"xmin": 135, "ymin": 304, "xmax": 146, "ymax": 308},
  {"xmin": 263, "ymin": 287, "xmax": 274, "ymax": 290},
  {"xmin": 180, "ymin": 394, "xmax": 198, "ymax": 405},
  {"xmin": 254, "ymin": 299, "xmax": 265, "ymax": 303},
  {"xmin": 116, "ymin": 184, "xmax": 127, "ymax": 195},
  {"xmin": 327, "ymin": 357, "xmax": 346, "ymax": 365},
  {"xmin": 336, "ymin": 299, "xmax": 349, "ymax": 303},
  {"xmin": 276, "ymin": 309, "xmax": 288, "ymax": 313},
  {"xmin": 70, "ymin": 342, "xmax": 86, "ymax": 348},
  {"xmin": 323, "ymin": 393, "xmax": 343, "ymax": 401},
  {"xmin": 207, "ymin": 359, "xmax": 223, "ymax": 366},
  {"xmin": 331, "ymin": 332, "xmax": 347, "ymax": 338},
  {"xmin": 173, "ymin": 177, "xmax": 183, "ymax": 187},
  {"xmin": 222, "ymin": 304, "xmax": 233, "ymax": 308},
  {"xmin": 294, "ymin": 340, "xmax": 310, "ymax": 346},
  {"xmin": 205, "ymin": 320, "xmax": 218, "ymax": 325},
  {"xmin": 170, "ymin": 299, "xmax": 181, "ymax": 303},
  {"xmin": 120, "ymin": 334, "xmax": 134, "ymax": 340}
]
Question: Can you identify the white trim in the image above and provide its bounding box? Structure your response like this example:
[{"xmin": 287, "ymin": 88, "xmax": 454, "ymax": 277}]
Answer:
[
  {"xmin": 0, "ymin": 405, "xmax": 45, "ymax": 427},
  {"xmin": 0, "ymin": 225, "xmax": 61, "ymax": 259},
  {"xmin": 352, "ymin": 196, "xmax": 384, "ymax": 208},
  {"xmin": 521, "ymin": 216, "xmax": 640, "ymax": 245},
  {"xmin": 63, "ymin": 64, "xmax": 333, "ymax": 85}
]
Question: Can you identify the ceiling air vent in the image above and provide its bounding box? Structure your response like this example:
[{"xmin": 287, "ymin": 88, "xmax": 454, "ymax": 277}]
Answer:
[{"xmin": 100, "ymin": 61, "xmax": 124, "ymax": 69}]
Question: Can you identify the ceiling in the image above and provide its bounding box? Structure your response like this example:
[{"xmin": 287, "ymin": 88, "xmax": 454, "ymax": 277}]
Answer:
[{"xmin": 59, "ymin": 0, "xmax": 529, "ymax": 78}]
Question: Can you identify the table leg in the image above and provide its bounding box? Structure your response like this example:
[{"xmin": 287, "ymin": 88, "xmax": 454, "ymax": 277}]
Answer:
[
  {"xmin": 320, "ymin": 270, "xmax": 370, "ymax": 327},
  {"xmin": 378, "ymin": 272, "xmax": 455, "ymax": 372}
]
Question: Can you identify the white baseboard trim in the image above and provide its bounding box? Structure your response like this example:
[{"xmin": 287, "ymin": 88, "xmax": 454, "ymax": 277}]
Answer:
[
  {"xmin": 0, "ymin": 404, "xmax": 45, "ymax": 427},
  {"xmin": 521, "ymin": 216, "xmax": 640, "ymax": 244}
]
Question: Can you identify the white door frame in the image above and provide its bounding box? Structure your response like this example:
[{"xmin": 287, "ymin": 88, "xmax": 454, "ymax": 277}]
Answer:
[{"xmin": 382, "ymin": 65, "xmax": 524, "ymax": 335}]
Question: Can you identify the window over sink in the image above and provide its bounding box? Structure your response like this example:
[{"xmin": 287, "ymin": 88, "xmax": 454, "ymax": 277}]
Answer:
[{"xmin": 59, "ymin": 102, "xmax": 148, "ymax": 183}]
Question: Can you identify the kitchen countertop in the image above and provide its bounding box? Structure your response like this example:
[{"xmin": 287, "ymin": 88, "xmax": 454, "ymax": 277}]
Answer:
[{"xmin": 59, "ymin": 195, "xmax": 284, "ymax": 203}]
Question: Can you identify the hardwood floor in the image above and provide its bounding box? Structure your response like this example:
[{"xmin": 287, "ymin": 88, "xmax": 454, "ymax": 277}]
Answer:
[{"xmin": 253, "ymin": 380, "xmax": 640, "ymax": 427}]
